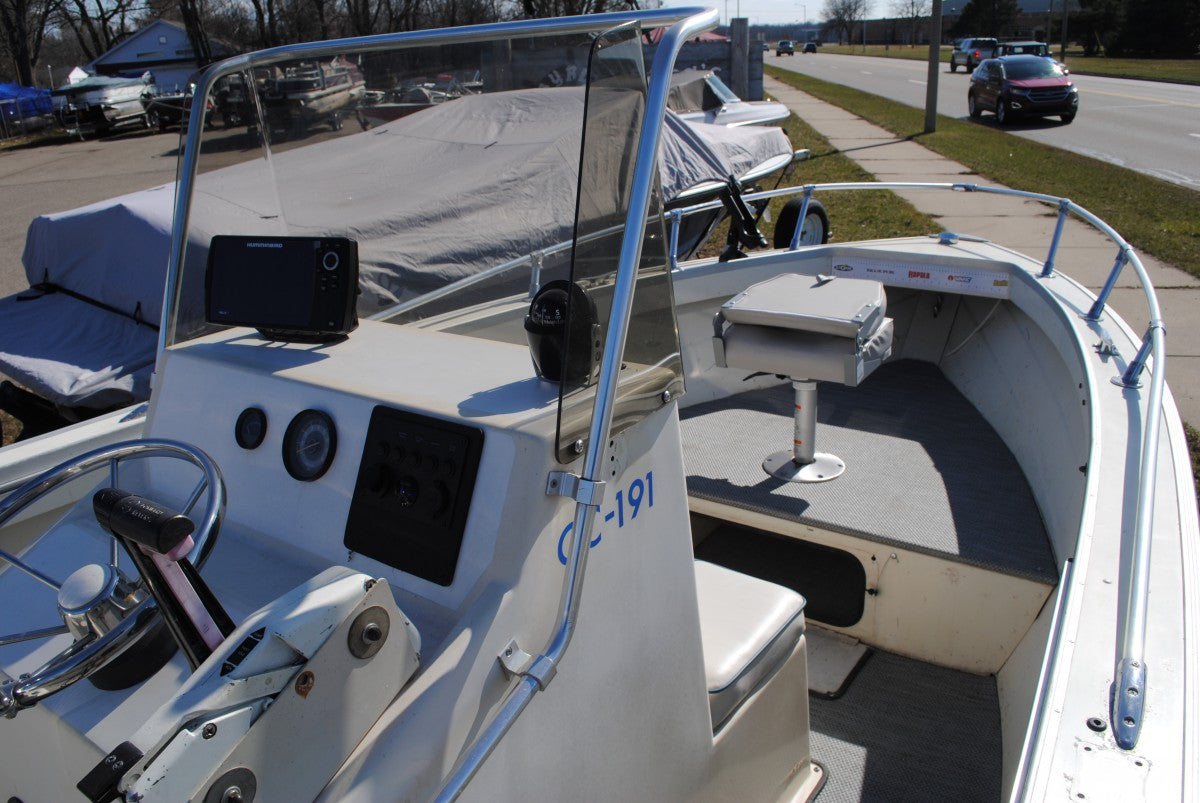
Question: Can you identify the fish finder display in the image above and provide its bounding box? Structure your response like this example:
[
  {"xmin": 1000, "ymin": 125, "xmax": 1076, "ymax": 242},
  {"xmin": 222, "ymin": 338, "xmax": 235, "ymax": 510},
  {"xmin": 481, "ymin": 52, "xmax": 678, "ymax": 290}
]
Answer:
[{"xmin": 205, "ymin": 234, "xmax": 358, "ymax": 342}]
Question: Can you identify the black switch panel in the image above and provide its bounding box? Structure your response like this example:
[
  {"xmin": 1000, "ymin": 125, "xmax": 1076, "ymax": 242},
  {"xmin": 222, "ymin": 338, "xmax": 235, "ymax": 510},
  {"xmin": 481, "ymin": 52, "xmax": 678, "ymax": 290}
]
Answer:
[{"xmin": 344, "ymin": 406, "xmax": 483, "ymax": 586}]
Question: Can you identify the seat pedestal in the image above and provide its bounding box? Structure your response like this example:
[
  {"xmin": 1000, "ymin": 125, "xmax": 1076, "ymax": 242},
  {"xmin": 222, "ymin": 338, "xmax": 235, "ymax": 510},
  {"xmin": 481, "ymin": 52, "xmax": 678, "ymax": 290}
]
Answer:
[{"xmin": 763, "ymin": 379, "xmax": 844, "ymax": 482}]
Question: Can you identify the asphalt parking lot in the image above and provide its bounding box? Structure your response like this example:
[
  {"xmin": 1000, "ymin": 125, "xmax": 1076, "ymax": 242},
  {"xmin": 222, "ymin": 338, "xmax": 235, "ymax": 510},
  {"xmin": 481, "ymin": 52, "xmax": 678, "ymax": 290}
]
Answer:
[{"xmin": 0, "ymin": 129, "xmax": 183, "ymax": 297}]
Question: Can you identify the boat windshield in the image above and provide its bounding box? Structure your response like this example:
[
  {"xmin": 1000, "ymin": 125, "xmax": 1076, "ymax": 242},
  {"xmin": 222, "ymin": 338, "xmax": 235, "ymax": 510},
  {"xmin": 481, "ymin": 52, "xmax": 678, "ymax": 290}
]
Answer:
[{"xmin": 167, "ymin": 15, "xmax": 684, "ymax": 458}]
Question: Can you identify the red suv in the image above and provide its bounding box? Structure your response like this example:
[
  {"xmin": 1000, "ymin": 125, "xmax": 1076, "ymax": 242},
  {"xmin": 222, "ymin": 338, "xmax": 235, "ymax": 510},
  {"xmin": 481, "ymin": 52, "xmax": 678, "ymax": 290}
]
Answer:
[{"xmin": 968, "ymin": 55, "xmax": 1078, "ymax": 125}]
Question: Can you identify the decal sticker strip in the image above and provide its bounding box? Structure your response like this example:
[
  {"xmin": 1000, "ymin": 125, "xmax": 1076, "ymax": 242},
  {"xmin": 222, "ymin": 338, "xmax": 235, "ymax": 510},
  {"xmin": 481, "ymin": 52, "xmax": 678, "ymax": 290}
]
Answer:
[{"xmin": 831, "ymin": 258, "xmax": 1011, "ymax": 299}]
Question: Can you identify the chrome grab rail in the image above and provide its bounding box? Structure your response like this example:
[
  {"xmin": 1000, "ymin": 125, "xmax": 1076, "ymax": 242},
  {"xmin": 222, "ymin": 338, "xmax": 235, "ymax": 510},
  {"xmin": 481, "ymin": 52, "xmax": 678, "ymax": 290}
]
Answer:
[
  {"xmin": 668, "ymin": 180, "xmax": 1165, "ymax": 756},
  {"xmin": 432, "ymin": 9, "xmax": 720, "ymax": 800}
]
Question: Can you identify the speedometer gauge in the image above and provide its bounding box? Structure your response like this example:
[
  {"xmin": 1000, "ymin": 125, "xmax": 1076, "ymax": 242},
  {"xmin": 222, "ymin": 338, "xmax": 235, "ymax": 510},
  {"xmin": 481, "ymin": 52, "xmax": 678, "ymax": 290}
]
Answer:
[{"xmin": 283, "ymin": 409, "xmax": 337, "ymax": 481}]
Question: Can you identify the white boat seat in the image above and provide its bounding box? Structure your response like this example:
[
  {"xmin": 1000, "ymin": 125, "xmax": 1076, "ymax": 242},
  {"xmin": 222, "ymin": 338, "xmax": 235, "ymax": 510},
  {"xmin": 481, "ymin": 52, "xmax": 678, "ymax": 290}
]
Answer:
[
  {"xmin": 713, "ymin": 273, "xmax": 893, "ymax": 482},
  {"xmin": 714, "ymin": 272, "xmax": 892, "ymax": 387},
  {"xmin": 695, "ymin": 560, "xmax": 806, "ymax": 730}
]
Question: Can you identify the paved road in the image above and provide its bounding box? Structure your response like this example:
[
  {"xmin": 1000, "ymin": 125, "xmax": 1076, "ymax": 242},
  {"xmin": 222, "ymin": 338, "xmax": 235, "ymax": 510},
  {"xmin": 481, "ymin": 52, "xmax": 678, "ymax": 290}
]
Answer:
[
  {"xmin": 767, "ymin": 51, "xmax": 1200, "ymax": 190},
  {"xmin": 0, "ymin": 129, "xmax": 182, "ymax": 297}
]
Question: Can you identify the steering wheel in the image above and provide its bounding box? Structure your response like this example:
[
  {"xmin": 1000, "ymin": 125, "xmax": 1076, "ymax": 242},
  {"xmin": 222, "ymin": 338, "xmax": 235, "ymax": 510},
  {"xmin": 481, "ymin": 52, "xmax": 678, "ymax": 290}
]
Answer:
[{"xmin": 0, "ymin": 439, "xmax": 224, "ymax": 717}]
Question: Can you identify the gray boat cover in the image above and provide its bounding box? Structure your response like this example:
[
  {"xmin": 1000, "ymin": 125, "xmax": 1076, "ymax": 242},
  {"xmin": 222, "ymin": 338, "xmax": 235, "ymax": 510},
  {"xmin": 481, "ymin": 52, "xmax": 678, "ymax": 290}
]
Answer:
[{"xmin": 2, "ymin": 87, "xmax": 790, "ymax": 410}]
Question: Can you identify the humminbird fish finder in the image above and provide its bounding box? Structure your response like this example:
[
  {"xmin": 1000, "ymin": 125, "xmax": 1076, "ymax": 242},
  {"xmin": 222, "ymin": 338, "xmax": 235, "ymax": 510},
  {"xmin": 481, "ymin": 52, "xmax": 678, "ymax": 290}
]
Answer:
[{"xmin": 206, "ymin": 235, "xmax": 359, "ymax": 343}]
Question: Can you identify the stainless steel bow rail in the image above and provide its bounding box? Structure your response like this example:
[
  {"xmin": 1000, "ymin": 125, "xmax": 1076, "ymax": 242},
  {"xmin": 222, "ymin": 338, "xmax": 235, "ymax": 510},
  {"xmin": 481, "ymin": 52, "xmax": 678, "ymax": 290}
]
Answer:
[{"xmin": 669, "ymin": 180, "xmax": 1166, "ymax": 758}]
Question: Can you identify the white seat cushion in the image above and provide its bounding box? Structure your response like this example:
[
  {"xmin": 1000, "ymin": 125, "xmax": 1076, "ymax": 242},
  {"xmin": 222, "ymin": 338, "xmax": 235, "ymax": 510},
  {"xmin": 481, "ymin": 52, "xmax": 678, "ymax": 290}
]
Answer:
[
  {"xmin": 695, "ymin": 560, "xmax": 806, "ymax": 729},
  {"xmin": 721, "ymin": 273, "xmax": 887, "ymax": 338},
  {"xmin": 718, "ymin": 274, "xmax": 893, "ymax": 386}
]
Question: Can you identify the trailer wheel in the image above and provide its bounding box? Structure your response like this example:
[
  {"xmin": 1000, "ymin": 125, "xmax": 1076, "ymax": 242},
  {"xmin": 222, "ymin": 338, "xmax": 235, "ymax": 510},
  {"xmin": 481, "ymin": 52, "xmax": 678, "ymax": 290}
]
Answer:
[{"xmin": 774, "ymin": 198, "xmax": 830, "ymax": 248}]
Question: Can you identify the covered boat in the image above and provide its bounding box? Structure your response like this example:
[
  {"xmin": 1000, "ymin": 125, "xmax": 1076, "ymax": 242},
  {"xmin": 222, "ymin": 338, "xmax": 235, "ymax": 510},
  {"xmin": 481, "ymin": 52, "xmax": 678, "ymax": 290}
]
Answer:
[
  {"xmin": 0, "ymin": 9, "xmax": 1194, "ymax": 802},
  {"xmin": 667, "ymin": 68, "xmax": 790, "ymax": 126},
  {"xmin": 0, "ymin": 88, "xmax": 794, "ymax": 428}
]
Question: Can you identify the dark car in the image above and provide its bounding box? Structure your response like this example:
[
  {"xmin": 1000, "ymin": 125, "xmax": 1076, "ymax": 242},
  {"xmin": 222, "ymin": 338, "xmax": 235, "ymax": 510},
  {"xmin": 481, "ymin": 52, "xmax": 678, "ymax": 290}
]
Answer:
[
  {"xmin": 777, "ymin": 40, "xmax": 795, "ymax": 56},
  {"xmin": 968, "ymin": 55, "xmax": 1078, "ymax": 125},
  {"xmin": 802, "ymin": 42, "xmax": 817, "ymax": 53}
]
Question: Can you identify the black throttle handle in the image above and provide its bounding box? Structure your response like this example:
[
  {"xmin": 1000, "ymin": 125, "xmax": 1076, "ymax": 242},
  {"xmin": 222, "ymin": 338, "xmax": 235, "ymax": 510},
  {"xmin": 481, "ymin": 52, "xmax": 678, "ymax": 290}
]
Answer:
[{"xmin": 93, "ymin": 488, "xmax": 195, "ymax": 558}]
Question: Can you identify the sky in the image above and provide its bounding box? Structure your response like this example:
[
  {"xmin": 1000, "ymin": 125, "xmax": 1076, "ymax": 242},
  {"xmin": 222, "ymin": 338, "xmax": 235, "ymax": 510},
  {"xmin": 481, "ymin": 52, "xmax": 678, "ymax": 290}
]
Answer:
[
  {"xmin": 654, "ymin": 0, "xmax": 847, "ymax": 27},
  {"xmin": 654, "ymin": 0, "xmax": 1063, "ymax": 26}
]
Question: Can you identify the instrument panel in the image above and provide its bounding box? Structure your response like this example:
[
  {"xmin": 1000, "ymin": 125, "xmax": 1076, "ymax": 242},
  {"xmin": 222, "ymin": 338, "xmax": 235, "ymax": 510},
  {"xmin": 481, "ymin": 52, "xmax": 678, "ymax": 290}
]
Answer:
[{"xmin": 343, "ymin": 406, "xmax": 484, "ymax": 586}]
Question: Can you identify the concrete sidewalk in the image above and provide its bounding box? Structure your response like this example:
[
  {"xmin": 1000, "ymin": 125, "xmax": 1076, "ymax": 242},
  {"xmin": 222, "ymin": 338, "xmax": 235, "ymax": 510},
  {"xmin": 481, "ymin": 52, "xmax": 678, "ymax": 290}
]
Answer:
[{"xmin": 765, "ymin": 76, "xmax": 1200, "ymax": 425}]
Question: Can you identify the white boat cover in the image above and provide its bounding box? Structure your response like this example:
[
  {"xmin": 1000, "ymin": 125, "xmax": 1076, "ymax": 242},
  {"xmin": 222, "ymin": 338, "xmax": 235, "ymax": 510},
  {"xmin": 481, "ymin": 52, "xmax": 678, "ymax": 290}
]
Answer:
[{"xmin": 2, "ymin": 87, "xmax": 790, "ymax": 411}]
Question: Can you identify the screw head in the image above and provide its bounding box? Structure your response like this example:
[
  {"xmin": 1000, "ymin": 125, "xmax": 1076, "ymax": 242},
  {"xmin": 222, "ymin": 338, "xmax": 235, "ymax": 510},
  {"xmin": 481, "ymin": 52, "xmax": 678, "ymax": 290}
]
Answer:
[
  {"xmin": 294, "ymin": 670, "xmax": 316, "ymax": 698},
  {"xmin": 202, "ymin": 722, "xmax": 218, "ymax": 739}
]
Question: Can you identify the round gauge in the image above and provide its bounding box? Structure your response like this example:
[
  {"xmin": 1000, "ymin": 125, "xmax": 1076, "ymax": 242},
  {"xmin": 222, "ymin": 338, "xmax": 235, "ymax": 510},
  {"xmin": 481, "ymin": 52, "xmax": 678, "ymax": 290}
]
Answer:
[
  {"xmin": 235, "ymin": 407, "xmax": 267, "ymax": 450},
  {"xmin": 283, "ymin": 409, "xmax": 337, "ymax": 482}
]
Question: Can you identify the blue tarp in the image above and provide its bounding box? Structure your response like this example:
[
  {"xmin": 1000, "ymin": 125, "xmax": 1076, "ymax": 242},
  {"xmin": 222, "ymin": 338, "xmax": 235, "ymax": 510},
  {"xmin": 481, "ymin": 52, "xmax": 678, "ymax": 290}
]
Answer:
[{"xmin": 0, "ymin": 83, "xmax": 52, "ymax": 120}]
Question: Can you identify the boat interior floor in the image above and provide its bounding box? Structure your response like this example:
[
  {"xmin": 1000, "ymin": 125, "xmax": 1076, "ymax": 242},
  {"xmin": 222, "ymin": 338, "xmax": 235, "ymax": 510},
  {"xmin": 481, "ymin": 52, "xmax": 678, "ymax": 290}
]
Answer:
[
  {"xmin": 681, "ymin": 359, "xmax": 1057, "ymax": 585},
  {"xmin": 807, "ymin": 646, "xmax": 1002, "ymax": 802}
]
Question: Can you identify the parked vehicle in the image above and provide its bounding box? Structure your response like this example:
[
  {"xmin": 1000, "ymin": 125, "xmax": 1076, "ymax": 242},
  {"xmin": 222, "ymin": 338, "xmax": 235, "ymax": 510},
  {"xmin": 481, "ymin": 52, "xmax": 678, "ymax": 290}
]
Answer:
[
  {"xmin": 950, "ymin": 37, "xmax": 997, "ymax": 72},
  {"xmin": 968, "ymin": 55, "xmax": 1079, "ymax": 124},
  {"xmin": 777, "ymin": 39, "xmax": 795, "ymax": 55}
]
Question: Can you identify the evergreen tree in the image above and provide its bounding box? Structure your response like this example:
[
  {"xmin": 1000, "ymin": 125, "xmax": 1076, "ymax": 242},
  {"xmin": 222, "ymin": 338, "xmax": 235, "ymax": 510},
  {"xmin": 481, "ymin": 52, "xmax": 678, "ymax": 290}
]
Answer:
[{"xmin": 950, "ymin": 0, "xmax": 1021, "ymax": 36}]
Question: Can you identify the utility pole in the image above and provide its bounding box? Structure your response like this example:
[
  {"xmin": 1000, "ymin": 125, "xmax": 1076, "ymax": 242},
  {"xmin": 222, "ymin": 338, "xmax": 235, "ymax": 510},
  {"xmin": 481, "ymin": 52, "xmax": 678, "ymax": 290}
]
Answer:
[{"xmin": 924, "ymin": 0, "xmax": 943, "ymax": 132}]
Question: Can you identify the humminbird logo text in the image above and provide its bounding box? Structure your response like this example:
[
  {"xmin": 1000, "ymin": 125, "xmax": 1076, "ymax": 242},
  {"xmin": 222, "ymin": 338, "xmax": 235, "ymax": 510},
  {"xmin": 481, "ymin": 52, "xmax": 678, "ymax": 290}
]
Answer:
[{"xmin": 247, "ymin": 242, "xmax": 284, "ymax": 248}]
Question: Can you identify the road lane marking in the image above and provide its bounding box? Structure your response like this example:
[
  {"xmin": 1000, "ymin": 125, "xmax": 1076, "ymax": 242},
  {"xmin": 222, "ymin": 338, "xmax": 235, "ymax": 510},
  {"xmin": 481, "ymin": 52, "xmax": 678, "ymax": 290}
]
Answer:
[
  {"xmin": 1081, "ymin": 87, "xmax": 1200, "ymax": 109},
  {"xmin": 908, "ymin": 79, "xmax": 925, "ymax": 85},
  {"xmin": 861, "ymin": 70, "xmax": 873, "ymax": 74},
  {"xmin": 1190, "ymin": 133, "xmax": 1200, "ymax": 139}
]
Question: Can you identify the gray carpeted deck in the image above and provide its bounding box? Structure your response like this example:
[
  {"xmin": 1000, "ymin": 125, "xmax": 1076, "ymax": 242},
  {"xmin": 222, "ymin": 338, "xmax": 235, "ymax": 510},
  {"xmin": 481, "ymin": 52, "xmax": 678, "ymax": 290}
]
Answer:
[
  {"xmin": 680, "ymin": 360, "xmax": 1057, "ymax": 584},
  {"xmin": 809, "ymin": 648, "xmax": 1002, "ymax": 802}
]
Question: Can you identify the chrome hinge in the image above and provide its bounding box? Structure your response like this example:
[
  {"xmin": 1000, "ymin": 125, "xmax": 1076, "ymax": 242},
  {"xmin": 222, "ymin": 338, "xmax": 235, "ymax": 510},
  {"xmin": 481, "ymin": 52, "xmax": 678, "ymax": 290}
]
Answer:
[{"xmin": 546, "ymin": 471, "xmax": 606, "ymax": 505}]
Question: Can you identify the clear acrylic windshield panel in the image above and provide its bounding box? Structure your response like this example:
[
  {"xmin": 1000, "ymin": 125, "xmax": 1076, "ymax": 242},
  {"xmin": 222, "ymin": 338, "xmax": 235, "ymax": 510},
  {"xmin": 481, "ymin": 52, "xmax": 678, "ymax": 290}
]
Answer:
[
  {"xmin": 166, "ymin": 20, "xmax": 681, "ymax": 463},
  {"xmin": 553, "ymin": 24, "xmax": 683, "ymax": 462},
  {"xmin": 167, "ymin": 25, "xmax": 638, "ymax": 346}
]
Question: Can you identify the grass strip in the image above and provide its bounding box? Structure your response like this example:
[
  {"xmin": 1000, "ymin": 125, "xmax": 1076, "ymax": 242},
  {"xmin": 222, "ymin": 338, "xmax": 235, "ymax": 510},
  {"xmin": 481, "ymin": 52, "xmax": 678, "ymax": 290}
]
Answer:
[
  {"xmin": 766, "ymin": 64, "xmax": 1200, "ymax": 277},
  {"xmin": 696, "ymin": 110, "xmax": 941, "ymax": 258},
  {"xmin": 805, "ymin": 46, "xmax": 1200, "ymax": 84}
]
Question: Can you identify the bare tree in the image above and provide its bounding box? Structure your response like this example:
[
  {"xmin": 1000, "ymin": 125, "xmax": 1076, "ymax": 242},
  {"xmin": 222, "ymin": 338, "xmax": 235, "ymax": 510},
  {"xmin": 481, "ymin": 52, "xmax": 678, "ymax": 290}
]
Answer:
[
  {"xmin": 0, "ymin": 0, "xmax": 53, "ymax": 84},
  {"xmin": 890, "ymin": 0, "xmax": 927, "ymax": 44},
  {"xmin": 51, "ymin": 0, "xmax": 142, "ymax": 62},
  {"xmin": 823, "ymin": 0, "xmax": 868, "ymax": 44},
  {"xmin": 345, "ymin": 0, "xmax": 386, "ymax": 36}
]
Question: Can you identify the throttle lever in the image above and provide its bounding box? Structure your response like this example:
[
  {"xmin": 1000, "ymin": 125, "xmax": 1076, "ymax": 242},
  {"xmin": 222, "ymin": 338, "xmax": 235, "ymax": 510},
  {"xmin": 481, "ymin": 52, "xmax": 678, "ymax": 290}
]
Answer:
[
  {"xmin": 93, "ymin": 489, "xmax": 235, "ymax": 669},
  {"xmin": 93, "ymin": 487, "xmax": 195, "ymax": 558}
]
